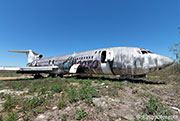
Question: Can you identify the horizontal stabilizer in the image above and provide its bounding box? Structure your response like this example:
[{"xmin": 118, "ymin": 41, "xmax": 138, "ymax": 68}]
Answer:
[{"xmin": 8, "ymin": 50, "xmax": 38, "ymax": 55}]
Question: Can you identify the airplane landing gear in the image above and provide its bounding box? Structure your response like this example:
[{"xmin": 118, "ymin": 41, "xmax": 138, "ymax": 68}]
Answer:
[
  {"xmin": 48, "ymin": 73, "xmax": 57, "ymax": 78},
  {"xmin": 34, "ymin": 74, "xmax": 43, "ymax": 79},
  {"xmin": 57, "ymin": 74, "xmax": 63, "ymax": 78}
]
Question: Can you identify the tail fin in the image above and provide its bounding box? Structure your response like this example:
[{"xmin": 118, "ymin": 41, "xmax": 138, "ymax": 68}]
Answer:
[{"xmin": 8, "ymin": 50, "xmax": 41, "ymax": 64}]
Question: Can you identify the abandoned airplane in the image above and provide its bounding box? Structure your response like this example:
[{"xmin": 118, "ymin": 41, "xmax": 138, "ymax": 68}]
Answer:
[{"xmin": 0, "ymin": 47, "xmax": 174, "ymax": 78}]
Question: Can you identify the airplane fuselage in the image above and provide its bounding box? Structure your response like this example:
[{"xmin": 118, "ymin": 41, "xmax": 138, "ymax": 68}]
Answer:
[{"xmin": 32, "ymin": 47, "xmax": 173, "ymax": 76}]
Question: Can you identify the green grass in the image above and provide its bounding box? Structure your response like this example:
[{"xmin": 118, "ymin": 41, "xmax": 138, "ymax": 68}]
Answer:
[
  {"xmin": 11, "ymin": 83, "xmax": 24, "ymax": 91},
  {"xmin": 26, "ymin": 96, "xmax": 45, "ymax": 109},
  {"xmin": 3, "ymin": 95, "xmax": 18, "ymax": 112},
  {"xmin": 144, "ymin": 94, "xmax": 173, "ymax": 116},
  {"xmin": 5, "ymin": 112, "xmax": 18, "ymax": 121},
  {"xmin": 0, "ymin": 115, "xmax": 3, "ymax": 121},
  {"xmin": 135, "ymin": 94, "xmax": 173, "ymax": 121},
  {"xmin": 67, "ymin": 85, "xmax": 79, "ymax": 103},
  {"xmin": 57, "ymin": 93, "xmax": 66, "ymax": 109},
  {"xmin": 0, "ymin": 71, "xmax": 21, "ymax": 77}
]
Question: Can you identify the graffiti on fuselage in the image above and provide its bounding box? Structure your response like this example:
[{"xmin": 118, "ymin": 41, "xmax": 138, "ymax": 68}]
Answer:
[
  {"xmin": 63, "ymin": 56, "xmax": 100, "ymax": 73},
  {"xmin": 63, "ymin": 56, "xmax": 74, "ymax": 69}
]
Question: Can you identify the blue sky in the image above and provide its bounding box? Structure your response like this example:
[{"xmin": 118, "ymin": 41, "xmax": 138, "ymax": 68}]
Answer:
[{"xmin": 0, "ymin": 0, "xmax": 180, "ymax": 66}]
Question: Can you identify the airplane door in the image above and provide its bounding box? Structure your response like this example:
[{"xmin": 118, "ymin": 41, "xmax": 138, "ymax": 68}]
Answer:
[{"xmin": 101, "ymin": 49, "xmax": 114, "ymax": 75}]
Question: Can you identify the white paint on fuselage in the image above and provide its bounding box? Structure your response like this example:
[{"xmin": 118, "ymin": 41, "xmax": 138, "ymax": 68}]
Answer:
[{"xmin": 34, "ymin": 47, "xmax": 173, "ymax": 76}]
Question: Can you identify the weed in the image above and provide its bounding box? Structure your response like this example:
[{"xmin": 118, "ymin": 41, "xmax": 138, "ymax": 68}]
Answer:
[
  {"xmin": 38, "ymin": 87, "xmax": 48, "ymax": 95},
  {"xmin": 107, "ymin": 87, "xmax": 119, "ymax": 97},
  {"xmin": 67, "ymin": 85, "xmax": 79, "ymax": 103},
  {"xmin": 79, "ymin": 84, "xmax": 98, "ymax": 104},
  {"xmin": 134, "ymin": 115, "xmax": 151, "ymax": 121},
  {"xmin": 61, "ymin": 114, "xmax": 67, "ymax": 121},
  {"xmin": 104, "ymin": 80, "xmax": 110, "ymax": 85},
  {"xmin": 28, "ymin": 86, "xmax": 38, "ymax": 94},
  {"xmin": 132, "ymin": 88, "xmax": 139, "ymax": 94},
  {"xmin": 57, "ymin": 93, "xmax": 66, "ymax": 109},
  {"xmin": 11, "ymin": 83, "xmax": 24, "ymax": 91},
  {"xmin": 3, "ymin": 95, "xmax": 17, "ymax": 111},
  {"xmin": 0, "ymin": 115, "xmax": 3, "ymax": 121},
  {"xmin": 95, "ymin": 105, "xmax": 104, "ymax": 113},
  {"xmin": 5, "ymin": 112, "xmax": 17, "ymax": 121},
  {"xmin": 0, "ymin": 93, "xmax": 11, "ymax": 99},
  {"xmin": 112, "ymin": 82, "xmax": 125, "ymax": 90},
  {"xmin": 75, "ymin": 109, "xmax": 87, "ymax": 120},
  {"xmin": 78, "ymin": 79, "xmax": 91, "ymax": 86},
  {"xmin": 144, "ymin": 94, "xmax": 173, "ymax": 116},
  {"xmin": 49, "ymin": 85, "xmax": 63, "ymax": 93},
  {"xmin": 26, "ymin": 96, "xmax": 45, "ymax": 109}
]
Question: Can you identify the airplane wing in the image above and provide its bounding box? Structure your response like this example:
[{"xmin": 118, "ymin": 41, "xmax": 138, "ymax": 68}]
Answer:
[{"xmin": 0, "ymin": 66, "xmax": 59, "ymax": 74}]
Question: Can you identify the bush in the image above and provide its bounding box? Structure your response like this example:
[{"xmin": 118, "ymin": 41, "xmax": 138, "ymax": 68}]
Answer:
[{"xmin": 75, "ymin": 109, "xmax": 87, "ymax": 120}]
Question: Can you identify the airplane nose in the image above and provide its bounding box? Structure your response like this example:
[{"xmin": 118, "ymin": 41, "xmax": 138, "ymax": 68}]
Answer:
[{"xmin": 157, "ymin": 55, "xmax": 174, "ymax": 68}]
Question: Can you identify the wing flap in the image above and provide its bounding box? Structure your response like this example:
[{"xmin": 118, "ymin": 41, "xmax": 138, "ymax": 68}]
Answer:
[{"xmin": 19, "ymin": 66, "xmax": 58, "ymax": 71}]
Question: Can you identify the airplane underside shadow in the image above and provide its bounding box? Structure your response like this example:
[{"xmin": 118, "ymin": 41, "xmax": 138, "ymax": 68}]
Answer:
[
  {"xmin": 73, "ymin": 75, "xmax": 166, "ymax": 85},
  {"xmin": 0, "ymin": 74, "xmax": 166, "ymax": 85}
]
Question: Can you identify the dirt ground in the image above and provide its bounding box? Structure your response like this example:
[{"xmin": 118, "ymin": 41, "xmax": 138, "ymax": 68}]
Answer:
[{"xmin": 0, "ymin": 66, "xmax": 179, "ymax": 121}]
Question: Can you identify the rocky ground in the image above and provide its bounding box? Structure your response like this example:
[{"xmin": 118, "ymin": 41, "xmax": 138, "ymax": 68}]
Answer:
[{"xmin": 0, "ymin": 66, "xmax": 179, "ymax": 121}]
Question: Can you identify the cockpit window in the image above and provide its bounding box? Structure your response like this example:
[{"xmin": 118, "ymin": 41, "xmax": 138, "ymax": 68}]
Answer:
[
  {"xmin": 141, "ymin": 50, "xmax": 148, "ymax": 54},
  {"xmin": 139, "ymin": 48, "xmax": 152, "ymax": 54}
]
